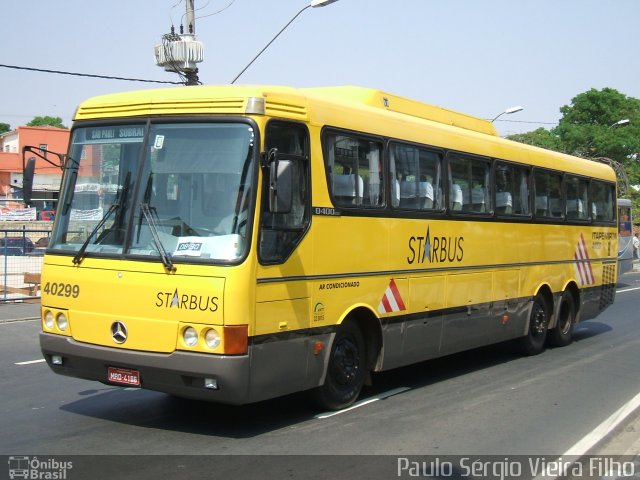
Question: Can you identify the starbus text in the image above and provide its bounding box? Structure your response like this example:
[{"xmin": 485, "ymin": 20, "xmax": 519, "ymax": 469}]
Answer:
[{"xmin": 407, "ymin": 234, "xmax": 464, "ymax": 265}]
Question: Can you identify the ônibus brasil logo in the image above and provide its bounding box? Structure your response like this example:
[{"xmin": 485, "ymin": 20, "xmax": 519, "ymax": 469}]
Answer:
[{"xmin": 8, "ymin": 456, "xmax": 73, "ymax": 479}]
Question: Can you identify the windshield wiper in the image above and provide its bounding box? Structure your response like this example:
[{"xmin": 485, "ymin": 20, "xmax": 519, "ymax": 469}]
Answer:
[
  {"xmin": 140, "ymin": 203, "xmax": 176, "ymax": 273},
  {"xmin": 72, "ymin": 203, "xmax": 118, "ymax": 265},
  {"xmin": 72, "ymin": 172, "xmax": 131, "ymax": 265},
  {"xmin": 137, "ymin": 174, "xmax": 176, "ymax": 272}
]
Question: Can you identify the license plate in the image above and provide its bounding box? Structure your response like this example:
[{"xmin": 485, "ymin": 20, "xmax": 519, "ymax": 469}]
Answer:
[{"xmin": 107, "ymin": 367, "xmax": 140, "ymax": 386}]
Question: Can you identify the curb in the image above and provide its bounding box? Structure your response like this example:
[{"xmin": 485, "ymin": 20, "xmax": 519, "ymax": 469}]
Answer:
[
  {"xmin": 0, "ymin": 317, "xmax": 40, "ymax": 324},
  {"xmin": 0, "ymin": 302, "xmax": 41, "ymax": 324}
]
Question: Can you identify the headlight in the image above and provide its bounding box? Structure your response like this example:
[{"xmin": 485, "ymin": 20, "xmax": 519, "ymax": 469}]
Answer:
[
  {"xmin": 183, "ymin": 327, "xmax": 198, "ymax": 347},
  {"xmin": 204, "ymin": 328, "xmax": 221, "ymax": 349},
  {"xmin": 44, "ymin": 311, "xmax": 54, "ymax": 329},
  {"xmin": 56, "ymin": 313, "xmax": 68, "ymax": 331}
]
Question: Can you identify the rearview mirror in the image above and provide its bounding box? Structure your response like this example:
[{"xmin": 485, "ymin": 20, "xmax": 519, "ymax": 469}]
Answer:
[
  {"xmin": 23, "ymin": 157, "xmax": 36, "ymax": 206},
  {"xmin": 269, "ymin": 157, "xmax": 293, "ymax": 214}
]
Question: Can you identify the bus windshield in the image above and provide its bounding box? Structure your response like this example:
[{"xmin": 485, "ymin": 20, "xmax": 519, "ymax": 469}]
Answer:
[{"xmin": 51, "ymin": 122, "xmax": 256, "ymax": 264}]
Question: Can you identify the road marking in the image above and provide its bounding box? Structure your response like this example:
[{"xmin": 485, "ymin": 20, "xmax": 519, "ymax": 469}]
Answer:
[
  {"xmin": 564, "ymin": 391, "xmax": 640, "ymax": 456},
  {"xmin": 534, "ymin": 391, "xmax": 640, "ymax": 480},
  {"xmin": 314, "ymin": 387, "xmax": 410, "ymax": 419},
  {"xmin": 616, "ymin": 286, "xmax": 640, "ymax": 294},
  {"xmin": 15, "ymin": 359, "xmax": 46, "ymax": 365}
]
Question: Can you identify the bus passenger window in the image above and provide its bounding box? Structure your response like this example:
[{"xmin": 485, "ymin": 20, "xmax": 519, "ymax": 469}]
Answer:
[
  {"xmin": 448, "ymin": 153, "xmax": 490, "ymax": 214},
  {"xmin": 534, "ymin": 169, "xmax": 563, "ymax": 219},
  {"xmin": 495, "ymin": 162, "xmax": 530, "ymax": 216},
  {"xmin": 565, "ymin": 175, "xmax": 589, "ymax": 221},
  {"xmin": 390, "ymin": 143, "xmax": 442, "ymax": 211},
  {"xmin": 590, "ymin": 180, "xmax": 615, "ymax": 223},
  {"xmin": 324, "ymin": 133, "xmax": 383, "ymax": 208}
]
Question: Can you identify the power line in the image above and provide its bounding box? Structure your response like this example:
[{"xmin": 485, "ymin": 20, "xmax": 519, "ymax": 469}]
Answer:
[
  {"xmin": 0, "ymin": 63, "xmax": 183, "ymax": 85},
  {"xmin": 196, "ymin": 0, "xmax": 236, "ymax": 20}
]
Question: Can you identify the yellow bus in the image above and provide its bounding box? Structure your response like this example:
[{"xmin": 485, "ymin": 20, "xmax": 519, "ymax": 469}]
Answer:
[{"xmin": 32, "ymin": 85, "xmax": 618, "ymax": 410}]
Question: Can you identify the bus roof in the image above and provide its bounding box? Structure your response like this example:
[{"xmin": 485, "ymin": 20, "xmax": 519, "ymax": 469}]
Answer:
[
  {"xmin": 73, "ymin": 84, "xmax": 615, "ymax": 182},
  {"xmin": 75, "ymin": 84, "xmax": 496, "ymax": 134}
]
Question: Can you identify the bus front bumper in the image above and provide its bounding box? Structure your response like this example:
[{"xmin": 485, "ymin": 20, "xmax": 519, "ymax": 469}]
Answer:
[{"xmin": 39, "ymin": 332, "xmax": 251, "ymax": 404}]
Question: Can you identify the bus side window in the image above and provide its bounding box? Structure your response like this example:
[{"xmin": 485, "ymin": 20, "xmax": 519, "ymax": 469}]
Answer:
[
  {"xmin": 448, "ymin": 153, "xmax": 490, "ymax": 214},
  {"xmin": 590, "ymin": 180, "xmax": 615, "ymax": 223},
  {"xmin": 566, "ymin": 175, "xmax": 589, "ymax": 221},
  {"xmin": 534, "ymin": 169, "xmax": 563, "ymax": 219},
  {"xmin": 495, "ymin": 161, "xmax": 530, "ymax": 216},
  {"xmin": 391, "ymin": 142, "xmax": 442, "ymax": 211},
  {"xmin": 260, "ymin": 121, "xmax": 310, "ymax": 264},
  {"xmin": 324, "ymin": 132, "xmax": 383, "ymax": 208}
]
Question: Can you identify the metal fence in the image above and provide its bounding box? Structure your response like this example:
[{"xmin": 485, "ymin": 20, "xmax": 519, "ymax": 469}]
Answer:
[{"xmin": 0, "ymin": 228, "xmax": 51, "ymax": 302}]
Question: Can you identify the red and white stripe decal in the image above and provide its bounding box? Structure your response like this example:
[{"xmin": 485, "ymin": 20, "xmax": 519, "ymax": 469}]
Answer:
[
  {"xmin": 378, "ymin": 278, "xmax": 406, "ymax": 314},
  {"xmin": 574, "ymin": 233, "xmax": 595, "ymax": 286}
]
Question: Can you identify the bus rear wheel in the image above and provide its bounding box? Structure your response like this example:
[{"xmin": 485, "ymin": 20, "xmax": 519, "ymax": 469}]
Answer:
[
  {"xmin": 519, "ymin": 294, "xmax": 549, "ymax": 356},
  {"xmin": 314, "ymin": 321, "xmax": 366, "ymax": 411},
  {"xmin": 548, "ymin": 290, "xmax": 575, "ymax": 347}
]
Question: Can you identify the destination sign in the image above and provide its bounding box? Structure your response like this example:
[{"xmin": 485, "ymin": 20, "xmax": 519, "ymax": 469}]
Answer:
[{"xmin": 85, "ymin": 126, "xmax": 145, "ymax": 142}]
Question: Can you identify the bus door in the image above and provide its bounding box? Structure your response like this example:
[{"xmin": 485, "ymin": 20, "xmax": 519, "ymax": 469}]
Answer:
[{"xmin": 253, "ymin": 121, "xmax": 314, "ymax": 394}]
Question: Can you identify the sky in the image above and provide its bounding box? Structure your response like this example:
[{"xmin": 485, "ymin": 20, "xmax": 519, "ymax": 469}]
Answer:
[{"xmin": 2, "ymin": 0, "xmax": 639, "ymax": 137}]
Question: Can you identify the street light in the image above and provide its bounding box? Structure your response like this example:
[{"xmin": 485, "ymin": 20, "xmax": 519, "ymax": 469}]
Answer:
[
  {"xmin": 230, "ymin": 0, "xmax": 339, "ymax": 84},
  {"xmin": 490, "ymin": 106, "xmax": 524, "ymax": 123},
  {"xmin": 608, "ymin": 118, "xmax": 630, "ymax": 129}
]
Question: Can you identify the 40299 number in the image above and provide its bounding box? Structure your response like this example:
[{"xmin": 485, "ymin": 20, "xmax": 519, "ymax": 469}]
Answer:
[{"xmin": 43, "ymin": 282, "xmax": 80, "ymax": 298}]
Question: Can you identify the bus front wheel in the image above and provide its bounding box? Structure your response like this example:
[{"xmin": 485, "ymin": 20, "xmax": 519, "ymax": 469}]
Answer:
[
  {"xmin": 519, "ymin": 294, "xmax": 549, "ymax": 356},
  {"xmin": 314, "ymin": 321, "xmax": 366, "ymax": 410}
]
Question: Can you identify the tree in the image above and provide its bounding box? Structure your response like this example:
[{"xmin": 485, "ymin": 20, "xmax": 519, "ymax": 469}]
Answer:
[
  {"xmin": 555, "ymin": 88, "xmax": 640, "ymax": 163},
  {"xmin": 0, "ymin": 123, "xmax": 10, "ymax": 134},
  {"xmin": 27, "ymin": 116, "xmax": 67, "ymax": 129}
]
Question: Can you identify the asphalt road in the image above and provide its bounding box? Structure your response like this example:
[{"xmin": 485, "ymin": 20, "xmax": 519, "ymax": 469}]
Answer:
[{"xmin": 2, "ymin": 273, "xmax": 640, "ymax": 479}]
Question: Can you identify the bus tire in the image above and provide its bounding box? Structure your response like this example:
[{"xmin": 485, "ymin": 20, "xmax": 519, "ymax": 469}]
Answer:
[
  {"xmin": 519, "ymin": 294, "xmax": 549, "ymax": 356},
  {"xmin": 548, "ymin": 290, "xmax": 575, "ymax": 347},
  {"xmin": 314, "ymin": 321, "xmax": 366, "ymax": 410}
]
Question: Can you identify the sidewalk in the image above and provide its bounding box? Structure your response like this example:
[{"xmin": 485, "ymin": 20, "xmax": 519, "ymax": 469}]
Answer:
[
  {"xmin": 593, "ymin": 406, "xmax": 640, "ymax": 456},
  {"xmin": 0, "ymin": 301, "xmax": 41, "ymax": 322}
]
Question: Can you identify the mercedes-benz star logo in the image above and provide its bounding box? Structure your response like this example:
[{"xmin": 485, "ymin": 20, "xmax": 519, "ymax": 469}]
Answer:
[{"xmin": 111, "ymin": 321, "xmax": 128, "ymax": 344}]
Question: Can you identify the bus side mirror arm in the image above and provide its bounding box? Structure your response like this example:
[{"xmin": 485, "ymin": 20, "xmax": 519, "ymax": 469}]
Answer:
[
  {"xmin": 22, "ymin": 145, "xmax": 67, "ymax": 170},
  {"xmin": 22, "ymin": 145, "xmax": 70, "ymax": 206}
]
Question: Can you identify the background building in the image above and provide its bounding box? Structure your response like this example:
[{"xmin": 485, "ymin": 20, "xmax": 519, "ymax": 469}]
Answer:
[{"xmin": 0, "ymin": 126, "xmax": 69, "ymax": 218}]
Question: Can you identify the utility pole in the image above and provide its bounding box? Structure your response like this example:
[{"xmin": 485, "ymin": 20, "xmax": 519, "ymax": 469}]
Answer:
[
  {"xmin": 154, "ymin": 0, "xmax": 204, "ymax": 86},
  {"xmin": 184, "ymin": 0, "xmax": 199, "ymax": 86}
]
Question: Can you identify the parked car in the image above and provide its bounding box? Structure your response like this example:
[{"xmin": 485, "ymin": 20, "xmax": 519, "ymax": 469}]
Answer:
[
  {"xmin": 0, "ymin": 237, "xmax": 35, "ymax": 256},
  {"xmin": 35, "ymin": 237, "xmax": 50, "ymax": 248}
]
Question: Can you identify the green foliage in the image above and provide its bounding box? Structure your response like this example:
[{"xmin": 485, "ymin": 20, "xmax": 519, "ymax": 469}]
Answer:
[
  {"xmin": 507, "ymin": 128, "xmax": 565, "ymax": 153},
  {"xmin": 0, "ymin": 123, "xmax": 10, "ymax": 134},
  {"xmin": 556, "ymin": 88, "xmax": 640, "ymax": 163},
  {"xmin": 27, "ymin": 116, "xmax": 67, "ymax": 129}
]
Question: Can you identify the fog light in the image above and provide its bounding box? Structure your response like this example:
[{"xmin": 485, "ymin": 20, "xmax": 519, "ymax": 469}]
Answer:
[
  {"xmin": 52, "ymin": 355, "xmax": 63, "ymax": 365},
  {"xmin": 183, "ymin": 327, "xmax": 198, "ymax": 347},
  {"xmin": 204, "ymin": 328, "xmax": 221, "ymax": 349},
  {"xmin": 44, "ymin": 311, "xmax": 54, "ymax": 329},
  {"xmin": 56, "ymin": 312, "xmax": 68, "ymax": 331},
  {"xmin": 204, "ymin": 378, "xmax": 218, "ymax": 390}
]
